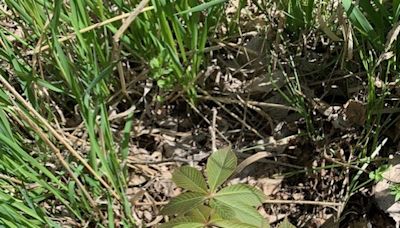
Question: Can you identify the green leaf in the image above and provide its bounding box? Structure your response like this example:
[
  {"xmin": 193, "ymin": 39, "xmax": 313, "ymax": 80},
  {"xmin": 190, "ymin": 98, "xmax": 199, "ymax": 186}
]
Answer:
[
  {"xmin": 190, "ymin": 204, "xmax": 223, "ymax": 221},
  {"xmin": 396, "ymin": 192, "xmax": 400, "ymax": 202},
  {"xmin": 174, "ymin": 223, "xmax": 205, "ymax": 228},
  {"xmin": 160, "ymin": 192, "xmax": 206, "ymax": 216},
  {"xmin": 211, "ymin": 199, "xmax": 268, "ymax": 227},
  {"xmin": 185, "ymin": 205, "xmax": 213, "ymax": 222},
  {"xmin": 172, "ymin": 166, "xmax": 208, "ymax": 193},
  {"xmin": 214, "ymin": 184, "xmax": 265, "ymax": 207},
  {"xmin": 206, "ymin": 146, "xmax": 237, "ymax": 192},
  {"xmin": 160, "ymin": 216, "xmax": 205, "ymax": 228},
  {"xmin": 210, "ymin": 198, "xmax": 235, "ymax": 219},
  {"xmin": 175, "ymin": 0, "xmax": 227, "ymax": 15},
  {"xmin": 212, "ymin": 219, "xmax": 261, "ymax": 228},
  {"xmin": 277, "ymin": 218, "xmax": 296, "ymax": 228}
]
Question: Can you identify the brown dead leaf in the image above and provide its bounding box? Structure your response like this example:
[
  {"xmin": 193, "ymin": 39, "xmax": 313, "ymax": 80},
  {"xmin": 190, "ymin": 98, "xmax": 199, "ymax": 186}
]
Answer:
[
  {"xmin": 385, "ymin": 22, "xmax": 400, "ymax": 52},
  {"xmin": 376, "ymin": 51, "xmax": 395, "ymax": 67},
  {"xmin": 162, "ymin": 141, "xmax": 185, "ymax": 158},
  {"xmin": 238, "ymin": 35, "xmax": 270, "ymax": 67},
  {"xmin": 258, "ymin": 176, "xmax": 284, "ymax": 196},
  {"xmin": 343, "ymin": 99, "xmax": 366, "ymax": 126},
  {"xmin": 130, "ymin": 189, "xmax": 145, "ymax": 205},
  {"xmin": 245, "ymin": 70, "xmax": 286, "ymax": 94},
  {"xmin": 129, "ymin": 175, "xmax": 147, "ymax": 186}
]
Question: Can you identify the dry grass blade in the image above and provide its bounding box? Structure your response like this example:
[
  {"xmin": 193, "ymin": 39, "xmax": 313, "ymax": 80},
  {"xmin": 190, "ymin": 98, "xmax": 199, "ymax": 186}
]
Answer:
[
  {"xmin": 198, "ymin": 95, "xmax": 297, "ymax": 111},
  {"xmin": 0, "ymin": 173, "xmax": 38, "ymax": 189},
  {"xmin": 13, "ymin": 106, "xmax": 104, "ymax": 220},
  {"xmin": 264, "ymin": 199, "xmax": 342, "ymax": 207},
  {"xmin": 210, "ymin": 107, "xmax": 217, "ymax": 152},
  {"xmin": 112, "ymin": 0, "xmax": 150, "ymax": 97},
  {"xmin": 338, "ymin": 5, "xmax": 354, "ymax": 61},
  {"xmin": 28, "ymin": 6, "xmax": 154, "ymax": 54},
  {"xmin": 385, "ymin": 21, "xmax": 400, "ymax": 52},
  {"xmin": 233, "ymin": 151, "xmax": 275, "ymax": 176},
  {"xmin": 234, "ymin": 151, "xmax": 303, "ymax": 169},
  {"xmin": 0, "ymin": 75, "xmax": 120, "ymax": 201},
  {"xmin": 113, "ymin": 0, "xmax": 151, "ymax": 42}
]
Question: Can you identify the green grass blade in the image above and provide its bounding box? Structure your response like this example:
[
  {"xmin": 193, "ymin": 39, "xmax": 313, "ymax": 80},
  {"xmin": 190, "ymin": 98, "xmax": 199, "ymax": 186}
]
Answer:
[
  {"xmin": 341, "ymin": 0, "xmax": 374, "ymax": 36},
  {"xmin": 175, "ymin": 0, "xmax": 227, "ymax": 15}
]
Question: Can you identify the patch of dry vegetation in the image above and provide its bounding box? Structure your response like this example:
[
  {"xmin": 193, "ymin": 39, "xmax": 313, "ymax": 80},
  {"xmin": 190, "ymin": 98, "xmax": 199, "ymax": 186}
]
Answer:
[{"xmin": 1, "ymin": 0, "xmax": 400, "ymax": 227}]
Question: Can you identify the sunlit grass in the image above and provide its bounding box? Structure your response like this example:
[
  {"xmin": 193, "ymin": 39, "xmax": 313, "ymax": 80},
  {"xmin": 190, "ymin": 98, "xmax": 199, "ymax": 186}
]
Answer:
[{"xmin": 1, "ymin": 0, "xmax": 399, "ymax": 226}]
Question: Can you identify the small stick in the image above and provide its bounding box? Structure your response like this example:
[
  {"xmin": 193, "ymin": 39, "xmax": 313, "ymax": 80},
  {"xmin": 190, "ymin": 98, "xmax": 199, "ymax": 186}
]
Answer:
[
  {"xmin": 146, "ymin": 216, "xmax": 164, "ymax": 227},
  {"xmin": 264, "ymin": 199, "xmax": 342, "ymax": 207},
  {"xmin": 198, "ymin": 95, "xmax": 296, "ymax": 111},
  {"xmin": 113, "ymin": 0, "xmax": 150, "ymax": 42},
  {"xmin": 127, "ymin": 157, "xmax": 198, "ymax": 165},
  {"xmin": 109, "ymin": 105, "xmax": 137, "ymax": 121},
  {"xmin": 234, "ymin": 151, "xmax": 303, "ymax": 169},
  {"xmin": 112, "ymin": 0, "xmax": 150, "ymax": 98},
  {"xmin": 134, "ymin": 201, "xmax": 168, "ymax": 206},
  {"xmin": 135, "ymin": 199, "xmax": 341, "ymax": 207},
  {"xmin": 211, "ymin": 107, "xmax": 217, "ymax": 152}
]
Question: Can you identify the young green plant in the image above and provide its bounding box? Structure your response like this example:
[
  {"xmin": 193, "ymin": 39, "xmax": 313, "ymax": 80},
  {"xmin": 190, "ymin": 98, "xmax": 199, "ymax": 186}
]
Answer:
[{"xmin": 160, "ymin": 147, "xmax": 269, "ymax": 228}]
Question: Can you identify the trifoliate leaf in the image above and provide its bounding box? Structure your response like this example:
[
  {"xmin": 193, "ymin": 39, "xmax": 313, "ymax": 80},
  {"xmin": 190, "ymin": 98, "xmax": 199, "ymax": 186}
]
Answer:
[
  {"xmin": 160, "ymin": 192, "xmax": 206, "ymax": 216},
  {"xmin": 206, "ymin": 146, "xmax": 237, "ymax": 192},
  {"xmin": 173, "ymin": 223, "xmax": 205, "ymax": 228},
  {"xmin": 210, "ymin": 198, "xmax": 235, "ymax": 219},
  {"xmin": 185, "ymin": 205, "xmax": 213, "ymax": 222},
  {"xmin": 212, "ymin": 199, "xmax": 268, "ymax": 227},
  {"xmin": 160, "ymin": 216, "xmax": 204, "ymax": 228},
  {"xmin": 277, "ymin": 217, "xmax": 296, "ymax": 228},
  {"xmin": 214, "ymin": 184, "xmax": 265, "ymax": 207},
  {"xmin": 211, "ymin": 219, "xmax": 262, "ymax": 228},
  {"xmin": 172, "ymin": 166, "xmax": 208, "ymax": 193}
]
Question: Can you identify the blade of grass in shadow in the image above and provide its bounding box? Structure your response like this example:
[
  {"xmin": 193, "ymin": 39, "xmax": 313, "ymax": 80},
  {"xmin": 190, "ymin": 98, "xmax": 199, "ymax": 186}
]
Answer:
[{"xmin": 341, "ymin": 0, "xmax": 375, "ymax": 37}]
